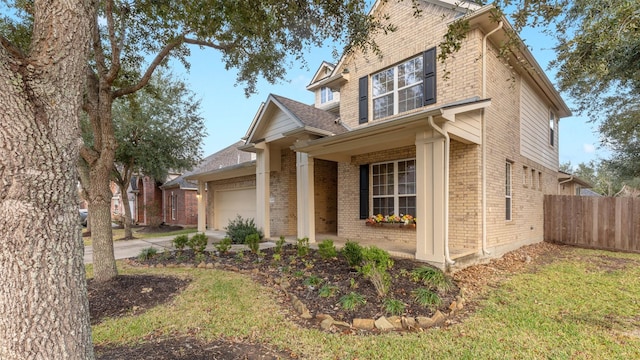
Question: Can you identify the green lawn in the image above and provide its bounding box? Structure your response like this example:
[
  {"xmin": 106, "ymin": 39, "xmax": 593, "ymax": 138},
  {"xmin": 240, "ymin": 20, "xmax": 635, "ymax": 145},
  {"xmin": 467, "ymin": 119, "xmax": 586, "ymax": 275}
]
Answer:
[
  {"xmin": 83, "ymin": 227, "xmax": 197, "ymax": 246},
  {"xmin": 91, "ymin": 246, "xmax": 640, "ymax": 359}
]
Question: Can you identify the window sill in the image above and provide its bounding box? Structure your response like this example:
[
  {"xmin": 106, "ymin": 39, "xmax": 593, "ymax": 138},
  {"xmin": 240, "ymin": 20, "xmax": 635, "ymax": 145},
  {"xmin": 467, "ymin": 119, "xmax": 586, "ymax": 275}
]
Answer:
[{"xmin": 365, "ymin": 222, "xmax": 416, "ymax": 229}]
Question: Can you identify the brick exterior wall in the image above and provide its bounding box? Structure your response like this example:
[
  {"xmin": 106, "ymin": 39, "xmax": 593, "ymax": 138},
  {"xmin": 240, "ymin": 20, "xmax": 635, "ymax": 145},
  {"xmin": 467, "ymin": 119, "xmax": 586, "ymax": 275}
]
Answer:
[
  {"xmin": 448, "ymin": 140, "xmax": 481, "ymax": 254},
  {"xmin": 164, "ymin": 188, "xmax": 197, "ymax": 226},
  {"xmin": 270, "ymin": 150, "xmax": 297, "ymax": 237},
  {"xmin": 135, "ymin": 176, "xmax": 163, "ymax": 226}
]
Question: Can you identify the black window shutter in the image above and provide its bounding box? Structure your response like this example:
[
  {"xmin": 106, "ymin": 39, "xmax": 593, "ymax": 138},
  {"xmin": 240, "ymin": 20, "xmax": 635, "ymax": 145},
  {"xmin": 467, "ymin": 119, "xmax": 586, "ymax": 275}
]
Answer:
[
  {"xmin": 359, "ymin": 165, "xmax": 369, "ymax": 219},
  {"xmin": 423, "ymin": 47, "xmax": 436, "ymax": 105},
  {"xmin": 358, "ymin": 76, "xmax": 368, "ymax": 124}
]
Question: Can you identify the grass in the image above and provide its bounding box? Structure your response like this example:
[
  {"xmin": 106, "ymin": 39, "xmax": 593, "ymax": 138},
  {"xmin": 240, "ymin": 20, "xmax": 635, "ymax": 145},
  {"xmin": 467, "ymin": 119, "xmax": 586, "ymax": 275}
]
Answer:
[
  {"xmin": 83, "ymin": 227, "xmax": 197, "ymax": 246},
  {"xmin": 91, "ymin": 247, "xmax": 640, "ymax": 359}
]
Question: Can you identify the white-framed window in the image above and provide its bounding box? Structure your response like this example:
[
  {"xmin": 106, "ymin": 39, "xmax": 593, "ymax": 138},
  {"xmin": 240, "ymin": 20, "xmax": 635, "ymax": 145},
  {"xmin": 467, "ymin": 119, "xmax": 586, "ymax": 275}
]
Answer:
[
  {"xmin": 506, "ymin": 161, "xmax": 512, "ymax": 221},
  {"xmin": 372, "ymin": 56, "xmax": 424, "ymax": 120},
  {"xmin": 372, "ymin": 159, "xmax": 416, "ymax": 216},
  {"xmin": 320, "ymin": 86, "xmax": 333, "ymax": 104},
  {"xmin": 523, "ymin": 166, "xmax": 528, "ymax": 186},
  {"xmin": 170, "ymin": 192, "xmax": 177, "ymax": 220},
  {"xmin": 531, "ymin": 168, "xmax": 536, "ymax": 189},
  {"xmin": 538, "ymin": 171, "xmax": 542, "ymax": 190},
  {"xmin": 549, "ymin": 110, "xmax": 556, "ymax": 147}
]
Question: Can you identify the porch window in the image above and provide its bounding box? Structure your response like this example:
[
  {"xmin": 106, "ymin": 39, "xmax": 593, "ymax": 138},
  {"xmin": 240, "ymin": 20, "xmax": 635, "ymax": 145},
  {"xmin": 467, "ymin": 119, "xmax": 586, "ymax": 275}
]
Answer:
[
  {"xmin": 320, "ymin": 86, "xmax": 333, "ymax": 104},
  {"xmin": 506, "ymin": 161, "xmax": 512, "ymax": 221},
  {"xmin": 372, "ymin": 159, "xmax": 416, "ymax": 217},
  {"xmin": 372, "ymin": 56, "xmax": 423, "ymax": 120}
]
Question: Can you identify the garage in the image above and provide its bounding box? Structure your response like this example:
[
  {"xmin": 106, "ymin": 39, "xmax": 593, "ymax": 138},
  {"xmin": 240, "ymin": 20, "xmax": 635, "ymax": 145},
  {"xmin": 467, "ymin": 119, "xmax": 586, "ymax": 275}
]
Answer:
[{"xmin": 214, "ymin": 187, "xmax": 256, "ymax": 230}]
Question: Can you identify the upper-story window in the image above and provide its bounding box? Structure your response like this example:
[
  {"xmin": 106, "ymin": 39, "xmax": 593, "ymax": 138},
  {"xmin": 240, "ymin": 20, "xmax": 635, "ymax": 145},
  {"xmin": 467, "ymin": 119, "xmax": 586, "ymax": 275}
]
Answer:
[
  {"xmin": 359, "ymin": 47, "xmax": 436, "ymax": 124},
  {"xmin": 320, "ymin": 86, "xmax": 333, "ymax": 104},
  {"xmin": 549, "ymin": 110, "xmax": 556, "ymax": 147}
]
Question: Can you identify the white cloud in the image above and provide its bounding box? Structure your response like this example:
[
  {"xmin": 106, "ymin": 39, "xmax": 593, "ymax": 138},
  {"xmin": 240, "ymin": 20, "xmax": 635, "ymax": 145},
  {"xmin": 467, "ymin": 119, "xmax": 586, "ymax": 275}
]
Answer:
[{"xmin": 583, "ymin": 144, "xmax": 595, "ymax": 154}]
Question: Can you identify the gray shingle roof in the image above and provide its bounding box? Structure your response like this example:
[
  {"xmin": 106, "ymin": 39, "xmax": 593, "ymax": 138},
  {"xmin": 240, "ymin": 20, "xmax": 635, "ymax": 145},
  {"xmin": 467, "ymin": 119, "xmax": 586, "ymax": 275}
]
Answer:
[
  {"xmin": 161, "ymin": 175, "xmax": 197, "ymax": 190},
  {"xmin": 271, "ymin": 95, "xmax": 347, "ymax": 135},
  {"xmin": 186, "ymin": 141, "xmax": 253, "ymax": 177}
]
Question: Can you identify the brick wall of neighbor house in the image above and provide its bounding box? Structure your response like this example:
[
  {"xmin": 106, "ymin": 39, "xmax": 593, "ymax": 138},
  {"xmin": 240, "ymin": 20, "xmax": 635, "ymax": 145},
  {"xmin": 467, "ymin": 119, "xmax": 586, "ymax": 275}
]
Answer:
[
  {"xmin": 164, "ymin": 188, "xmax": 197, "ymax": 227},
  {"xmin": 206, "ymin": 175, "xmax": 256, "ymax": 231},
  {"xmin": 338, "ymin": 1, "xmax": 481, "ymax": 129},
  {"xmin": 314, "ymin": 159, "xmax": 338, "ymax": 234},
  {"xmin": 448, "ymin": 140, "xmax": 482, "ymax": 255},
  {"xmin": 337, "ymin": 146, "xmax": 417, "ymax": 247},
  {"xmin": 270, "ymin": 150, "xmax": 297, "ymax": 237},
  {"xmin": 136, "ymin": 176, "xmax": 163, "ymax": 226}
]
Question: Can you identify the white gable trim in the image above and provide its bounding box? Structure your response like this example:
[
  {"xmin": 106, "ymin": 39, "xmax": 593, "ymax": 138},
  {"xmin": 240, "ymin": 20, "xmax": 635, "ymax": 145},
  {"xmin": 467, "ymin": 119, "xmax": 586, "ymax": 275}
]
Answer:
[{"xmin": 244, "ymin": 94, "xmax": 306, "ymax": 144}]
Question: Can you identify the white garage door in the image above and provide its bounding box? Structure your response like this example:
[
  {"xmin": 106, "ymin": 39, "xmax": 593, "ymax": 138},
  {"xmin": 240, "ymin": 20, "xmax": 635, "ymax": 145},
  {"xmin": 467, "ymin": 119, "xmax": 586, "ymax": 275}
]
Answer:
[{"xmin": 215, "ymin": 188, "xmax": 256, "ymax": 230}]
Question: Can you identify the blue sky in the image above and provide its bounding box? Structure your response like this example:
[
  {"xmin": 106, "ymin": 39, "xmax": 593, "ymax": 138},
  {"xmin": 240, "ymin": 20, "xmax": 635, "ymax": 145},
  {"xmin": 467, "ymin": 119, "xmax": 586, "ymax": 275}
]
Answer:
[{"xmin": 176, "ymin": 22, "xmax": 604, "ymax": 170}]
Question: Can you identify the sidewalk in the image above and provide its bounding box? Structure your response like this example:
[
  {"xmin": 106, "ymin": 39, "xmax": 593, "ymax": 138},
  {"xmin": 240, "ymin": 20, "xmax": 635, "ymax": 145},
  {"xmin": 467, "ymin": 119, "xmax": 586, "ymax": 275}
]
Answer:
[{"xmin": 84, "ymin": 230, "xmax": 227, "ymax": 264}]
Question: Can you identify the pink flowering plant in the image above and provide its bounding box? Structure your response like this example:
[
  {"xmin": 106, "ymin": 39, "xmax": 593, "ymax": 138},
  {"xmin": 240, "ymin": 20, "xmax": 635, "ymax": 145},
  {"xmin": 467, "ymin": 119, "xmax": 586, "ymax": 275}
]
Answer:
[{"xmin": 365, "ymin": 213, "xmax": 416, "ymax": 225}]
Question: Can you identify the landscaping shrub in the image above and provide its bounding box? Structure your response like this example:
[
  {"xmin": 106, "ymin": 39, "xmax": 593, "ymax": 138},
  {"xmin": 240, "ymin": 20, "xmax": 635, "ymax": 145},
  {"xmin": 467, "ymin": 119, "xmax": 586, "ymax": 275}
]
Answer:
[
  {"xmin": 296, "ymin": 237, "xmax": 310, "ymax": 257},
  {"xmin": 383, "ymin": 298, "xmax": 406, "ymax": 316},
  {"xmin": 317, "ymin": 239, "xmax": 337, "ymax": 259},
  {"xmin": 411, "ymin": 266, "xmax": 453, "ymax": 292},
  {"xmin": 215, "ymin": 237, "xmax": 232, "ymax": 254},
  {"xmin": 188, "ymin": 233, "xmax": 208, "ymax": 254},
  {"xmin": 412, "ymin": 287, "xmax": 442, "ymax": 309},
  {"xmin": 342, "ymin": 240, "xmax": 363, "ymax": 267},
  {"xmin": 225, "ymin": 215, "xmax": 262, "ymax": 244},
  {"xmin": 172, "ymin": 234, "xmax": 189, "ymax": 251},
  {"xmin": 358, "ymin": 246, "xmax": 394, "ymax": 297},
  {"xmin": 303, "ymin": 274, "xmax": 322, "ymax": 287},
  {"xmin": 245, "ymin": 233, "xmax": 260, "ymax": 253},
  {"xmin": 339, "ymin": 292, "xmax": 366, "ymax": 311},
  {"xmin": 318, "ymin": 285, "xmax": 339, "ymax": 298},
  {"xmin": 137, "ymin": 247, "xmax": 158, "ymax": 261},
  {"xmin": 274, "ymin": 236, "xmax": 286, "ymax": 254}
]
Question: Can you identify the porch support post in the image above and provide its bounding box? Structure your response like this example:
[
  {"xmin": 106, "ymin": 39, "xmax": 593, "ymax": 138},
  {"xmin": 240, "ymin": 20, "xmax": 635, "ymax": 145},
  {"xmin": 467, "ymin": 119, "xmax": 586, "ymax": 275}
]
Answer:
[
  {"xmin": 296, "ymin": 152, "xmax": 316, "ymax": 243},
  {"xmin": 197, "ymin": 182, "xmax": 207, "ymax": 232},
  {"xmin": 415, "ymin": 132, "xmax": 446, "ymax": 267},
  {"xmin": 255, "ymin": 142, "xmax": 271, "ymax": 238}
]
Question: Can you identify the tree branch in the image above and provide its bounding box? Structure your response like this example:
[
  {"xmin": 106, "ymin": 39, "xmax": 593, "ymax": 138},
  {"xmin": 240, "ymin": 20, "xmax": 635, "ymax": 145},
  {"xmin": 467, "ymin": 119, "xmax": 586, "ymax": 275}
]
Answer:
[
  {"xmin": 0, "ymin": 35, "xmax": 25, "ymax": 60},
  {"xmin": 91, "ymin": 12, "xmax": 108, "ymax": 78},
  {"xmin": 79, "ymin": 144, "xmax": 100, "ymax": 166},
  {"xmin": 112, "ymin": 36, "xmax": 185, "ymax": 98},
  {"xmin": 183, "ymin": 37, "xmax": 232, "ymax": 51},
  {"xmin": 104, "ymin": 0, "xmax": 122, "ymax": 83}
]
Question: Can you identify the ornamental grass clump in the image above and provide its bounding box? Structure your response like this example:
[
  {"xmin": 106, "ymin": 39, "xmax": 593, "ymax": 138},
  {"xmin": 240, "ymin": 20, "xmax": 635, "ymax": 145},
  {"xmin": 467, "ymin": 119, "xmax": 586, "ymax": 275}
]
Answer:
[
  {"xmin": 358, "ymin": 246, "xmax": 394, "ymax": 297},
  {"xmin": 339, "ymin": 292, "xmax": 366, "ymax": 311},
  {"xmin": 411, "ymin": 266, "xmax": 453, "ymax": 292}
]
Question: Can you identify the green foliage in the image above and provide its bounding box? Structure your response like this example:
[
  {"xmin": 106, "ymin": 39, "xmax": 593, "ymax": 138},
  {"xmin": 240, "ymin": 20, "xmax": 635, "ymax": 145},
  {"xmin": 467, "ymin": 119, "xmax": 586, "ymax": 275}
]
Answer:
[
  {"xmin": 245, "ymin": 233, "xmax": 261, "ymax": 254},
  {"xmin": 293, "ymin": 270, "xmax": 305, "ymax": 278},
  {"xmin": 272, "ymin": 253, "xmax": 281, "ymax": 263},
  {"xmin": 303, "ymin": 275, "xmax": 323, "ymax": 287},
  {"xmin": 137, "ymin": 247, "xmax": 158, "ymax": 261},
  {"xmin": 274, "ymin": 236, "xmax": 286, "ymax": 254},
  {"xmin": 225, "ymin": 215, "xmax": 262, "ymax": 244},
  {"xmin": 296, "ymin": 237, "xmax": 310, "ymax": 257},
  {"xmin": 194, "ymin": 253, "xmax": 206, "ymax": 264},
  {"xmin": 412, "ymin": 288, "xmax": 442, "ymax": 309},
  {"xmin": 342, "ymin": 240, "xmax": 363, "ymax": 268},
  {"xmin": 172, "ymin": 234, "xmax": 189, "ymax": 251},
  {"xmin": 339, "ymin": 292, "xmax": 366, "ymax": 311},
  {"xmin": 383, "ymin": 298, "xmax": 406, "ymax": 316},
  {"xmin": 317, "ymin": 239, "xmax": 337, "ymax": 259},
  {"xmin": 318, "ymin": 285, "xmax": 339, "ymax": 298},
  {"xmin": 411, "ymin": 266, "xmax": 452, "ymax": 292},
  {"xmin": 187, "ymin": 233, "xmax": 208, "ymax": 254},
  {"xmin": 358, "ymin": 246, "xmax": 394, "ymax": 297},
  {"xmin": 234, "ymin": 251, "xmax": 245, "ymax": 262},
  {"xmin": 215, "ymin": 237, "xmax": 232, "ymax": 254}
]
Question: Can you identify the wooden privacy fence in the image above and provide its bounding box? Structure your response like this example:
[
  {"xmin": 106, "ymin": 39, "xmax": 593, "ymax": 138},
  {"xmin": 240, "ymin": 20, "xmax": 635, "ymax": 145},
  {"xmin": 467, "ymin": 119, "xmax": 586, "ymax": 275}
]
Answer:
[{"xmin": 544, "ymin": 195, "xmax": 640, "ymax": 253}]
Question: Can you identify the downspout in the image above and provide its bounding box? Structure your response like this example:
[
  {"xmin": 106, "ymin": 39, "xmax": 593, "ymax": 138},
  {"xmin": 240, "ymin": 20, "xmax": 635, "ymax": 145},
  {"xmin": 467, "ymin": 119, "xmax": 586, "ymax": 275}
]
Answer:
[
  {"xmin": 481, "ymin": 21, "xmax": 503, "ymax": 256},
  {"xmin": 428, "ymin": 116, "xmax": 454, "ymax": 265},
  {"xmin": 558, "ymin": 176, "xmax": 573, "ymax": 193}
]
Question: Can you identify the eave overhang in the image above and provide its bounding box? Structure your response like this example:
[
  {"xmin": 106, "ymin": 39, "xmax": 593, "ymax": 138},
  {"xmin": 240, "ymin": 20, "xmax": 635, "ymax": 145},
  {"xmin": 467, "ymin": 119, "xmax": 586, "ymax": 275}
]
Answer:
[{"xmin": 184, "ymin": 160, "xmax": 256, "ymax": 183}]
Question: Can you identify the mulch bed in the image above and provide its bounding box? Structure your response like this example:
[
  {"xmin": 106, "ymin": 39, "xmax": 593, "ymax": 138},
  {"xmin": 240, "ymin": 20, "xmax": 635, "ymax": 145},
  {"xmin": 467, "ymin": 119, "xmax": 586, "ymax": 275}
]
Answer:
[{"xmin": 90, "ymin": 241, "xmax": 563, "ymax": 358}]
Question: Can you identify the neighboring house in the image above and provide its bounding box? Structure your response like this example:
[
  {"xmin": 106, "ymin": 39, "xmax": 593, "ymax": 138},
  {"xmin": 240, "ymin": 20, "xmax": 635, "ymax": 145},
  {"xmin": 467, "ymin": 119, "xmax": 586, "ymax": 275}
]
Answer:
[
  {"xmin": 558, "ymin": 171, "xmax": 593, "ymax": 196},
  {"xmin": 187, "ymin": 0, "xmax": 572, "ymax": 270},
  {"xmin": 160, "ymin": 175, "xmax": 198, "ymax": 226},
  {"xmin": 110, "ymin": 175, "xmax": 164, "ymax": 226}
]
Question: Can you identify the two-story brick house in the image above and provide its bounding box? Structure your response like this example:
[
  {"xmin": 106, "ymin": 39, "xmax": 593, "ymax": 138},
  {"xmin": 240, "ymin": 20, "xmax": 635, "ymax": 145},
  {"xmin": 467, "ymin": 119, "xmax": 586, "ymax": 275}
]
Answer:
[{"xmin": 187, "ymin": 0, "xmax": 571, "ymax": 269}]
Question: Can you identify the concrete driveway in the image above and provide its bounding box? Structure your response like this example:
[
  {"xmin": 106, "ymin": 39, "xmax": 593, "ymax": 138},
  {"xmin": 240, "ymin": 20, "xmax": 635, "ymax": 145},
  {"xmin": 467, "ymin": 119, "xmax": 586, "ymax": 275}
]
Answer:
[{"xmin": 84, "ymin": 230, "xmax": 226, "ymax": 264}]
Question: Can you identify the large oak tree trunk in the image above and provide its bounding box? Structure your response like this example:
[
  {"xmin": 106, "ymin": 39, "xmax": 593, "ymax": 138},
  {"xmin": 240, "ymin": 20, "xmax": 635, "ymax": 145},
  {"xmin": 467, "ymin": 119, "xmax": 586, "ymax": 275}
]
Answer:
[
  {"xmin": 119, "ymin": 179, "xmax": 135, "ymax": 239},
  {"xmin": 0, "ymin": 1, "xmax": 95, "ymax": 358}
]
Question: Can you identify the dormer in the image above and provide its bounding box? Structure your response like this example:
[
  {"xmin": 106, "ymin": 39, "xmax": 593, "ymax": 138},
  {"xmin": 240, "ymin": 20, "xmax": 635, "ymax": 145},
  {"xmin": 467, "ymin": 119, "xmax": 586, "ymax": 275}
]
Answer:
[{"xmin": 307, "ymin": 61, "xmax": 342, "ymax": 115}]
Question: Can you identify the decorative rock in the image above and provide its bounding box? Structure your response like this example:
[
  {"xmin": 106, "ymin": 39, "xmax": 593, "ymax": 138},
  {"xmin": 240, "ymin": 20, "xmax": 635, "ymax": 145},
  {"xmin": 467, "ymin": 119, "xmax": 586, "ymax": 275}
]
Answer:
[
  {"xmin": 333, "ymin": 321, "xmax": 351, "ymax": 329},
  {"xmin": 374, "ymin": 316, "xmax": 395, "ymax": 332},
  {"xmin": 416, "ymin": 316, "xmax": 435, "ymax": 328},
  {"xmin": 431, "ymin": 310, "xmax": 446, "ymax": 326},
  {"xmin": 301, "ymin": 311, "xmax": 313, "ymax": 319},
  {"xmin": 401, "ymin": 316, "xmax": 417, "ymax": 330},
  {"xmin": 316, "ymin": 314, "xmax": 334, "ymax": 322},
  {"xmin": 197, "ymin": 262, "xmax": 206, "ymax": 268},
  {"xmin": 449, "ymin": 301, "xmax": 458, "ymax": 313},
  {"xmin": 455, "ymin": 296, "xmax": 464, "ymax": 310},
  {"xmin": 166, "ymin": 264, "xmax": 176, "ymax": 268},
  {"xmin": 353, "ymin": 318, "xmax": 375, "ymax": 330},
  {"xmin": 205, "ymin": 263, "xmax": 214, "ymax": 269},
  {"xmin": 387, "ymin": 316, "xmax": 403, "ymax": 330},
  {"xmin": 320, "ymin": 318, "xmax": 334, "ymax": 331}
]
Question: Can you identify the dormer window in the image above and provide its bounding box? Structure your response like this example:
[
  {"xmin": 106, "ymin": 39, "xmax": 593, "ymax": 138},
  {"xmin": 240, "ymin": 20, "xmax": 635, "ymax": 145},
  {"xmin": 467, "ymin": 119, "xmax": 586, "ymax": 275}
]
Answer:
[{"xmin": 320, "ymin": 87, "xmax": 333, "ymax": 104}]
